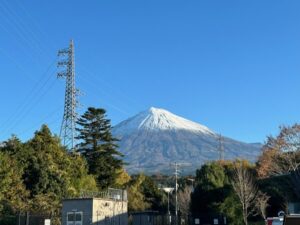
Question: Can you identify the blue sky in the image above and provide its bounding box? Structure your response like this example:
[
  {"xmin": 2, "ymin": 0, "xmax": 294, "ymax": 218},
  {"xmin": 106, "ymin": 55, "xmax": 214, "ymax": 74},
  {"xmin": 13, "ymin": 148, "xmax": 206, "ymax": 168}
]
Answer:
[{"xmin": 1, "ymin": 0, "xmax": 300, "ymax": 143}]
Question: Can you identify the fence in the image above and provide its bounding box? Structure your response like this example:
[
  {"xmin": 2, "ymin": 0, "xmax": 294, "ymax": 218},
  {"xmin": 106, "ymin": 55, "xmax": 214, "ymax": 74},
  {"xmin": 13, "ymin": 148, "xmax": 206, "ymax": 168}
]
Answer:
[
  {"xmin": 1, "ymin": 212, "xmax": 127, "ymax": 225},
  {"xmin": 79, "ymin": 188, "xmax": 127, "ymax": 201},
  {"xmin": 0, "ymin": 213, "xmax": 58, "ymax": 225},
  {"xmin": 0, "ymin": 212, "xmax": 226, "ymax": 225},
  {"xmin": 128, "ymin": 212, "xmax": 227, "ymax": 225}
]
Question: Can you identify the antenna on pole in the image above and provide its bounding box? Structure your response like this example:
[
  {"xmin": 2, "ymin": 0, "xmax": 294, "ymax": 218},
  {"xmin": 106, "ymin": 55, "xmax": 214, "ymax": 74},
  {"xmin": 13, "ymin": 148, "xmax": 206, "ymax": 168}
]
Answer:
[
  {"xmin": 57, "ymin": 40, "xmax": 78, "ymax": 151},
  {"xmin": 218, "ymin": 134, "xmax": 225, "ymax": 161}
]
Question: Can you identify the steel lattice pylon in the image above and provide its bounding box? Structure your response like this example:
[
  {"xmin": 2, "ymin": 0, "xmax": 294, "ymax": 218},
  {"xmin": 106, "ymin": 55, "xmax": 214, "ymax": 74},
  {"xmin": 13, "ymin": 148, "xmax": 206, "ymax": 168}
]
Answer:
[{"xmin": 57, "ymin": 40, "xmax": 77, "ymax": 151}]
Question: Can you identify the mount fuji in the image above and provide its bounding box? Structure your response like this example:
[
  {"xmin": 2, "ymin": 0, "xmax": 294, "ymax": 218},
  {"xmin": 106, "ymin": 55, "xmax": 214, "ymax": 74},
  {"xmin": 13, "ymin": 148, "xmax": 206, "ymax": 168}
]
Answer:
[{"xmin": 112, "ymin": 107, "xmax": 262, "ymax": 174}]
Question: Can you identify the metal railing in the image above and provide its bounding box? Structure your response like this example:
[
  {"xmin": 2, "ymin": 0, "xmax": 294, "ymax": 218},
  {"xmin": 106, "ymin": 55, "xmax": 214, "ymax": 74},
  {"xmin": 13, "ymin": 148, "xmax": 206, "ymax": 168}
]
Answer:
[{"xmin": 79, "ymin": 188, "xmax": 127, "ymax": 201}]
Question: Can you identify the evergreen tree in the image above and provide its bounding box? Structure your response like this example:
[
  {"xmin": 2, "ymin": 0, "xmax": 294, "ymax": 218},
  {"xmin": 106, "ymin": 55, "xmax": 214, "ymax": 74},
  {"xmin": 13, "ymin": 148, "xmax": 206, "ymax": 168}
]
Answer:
[
  {"xmin": 128, "ymin": 174, "xmax": 151, "ymax": 211},
  {"xmin": 0, "ymin": 125, "xmax": 98, "ymax": 216},
  {"xmin": 76, "ymin": 107, "xmax": 124, "ymax": 189},
  {"xmin": 191, "ymin": 162, "xmax": 228, "ymax": 214},
  {"xmin": 127, "ymin": 174, "xmax": 166, "ymax": 212},
  {"xmin": 0, "ymin": 152, "xmax": 28, "ymax": 214}
]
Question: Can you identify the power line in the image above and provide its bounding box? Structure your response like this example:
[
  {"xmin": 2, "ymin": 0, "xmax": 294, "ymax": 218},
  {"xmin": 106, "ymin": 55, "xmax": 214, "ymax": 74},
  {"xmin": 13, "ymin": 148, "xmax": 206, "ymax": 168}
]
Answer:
[
  {"xmin": 78, "ymin": 66, "xmax": 141, "ymax": 111},
  {"xmin": 0, "ymin": 0, "xmax": 50, "ymax": 59},
  {"xmin": 17, "ymin": 105, "xmax": 63, "ymax": 137},
  {"xmin": 4, "ymin": 70, "xmax": 58, "ymax": 135},
  {"xmin": 14, "ymin": 0, "xmax": 58, "ymax": 52},
  {"xmin": 1, "ymin": 60, "xmax": 57, "ymax": 133},
  {"xmin": 77, "ymin": 75, "xmax": 131, "ymax": 116}
]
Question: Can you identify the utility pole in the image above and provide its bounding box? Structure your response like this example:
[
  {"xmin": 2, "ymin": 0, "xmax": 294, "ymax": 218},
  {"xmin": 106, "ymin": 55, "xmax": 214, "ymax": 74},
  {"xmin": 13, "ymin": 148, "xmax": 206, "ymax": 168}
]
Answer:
[
  {"xmin": 175, "ymin": 162, "xmax": 179, "ymax": 224},
  {"xmin": 171, "ymin": 162, "xmax": 190, "ymax": 225},
  {"xmin": 218, "ymin": 134, "xmax": 225, "ymax": 161},
  {"xmin": 57, "ymin": 40, "xmax": 78, "ymax": 151}
]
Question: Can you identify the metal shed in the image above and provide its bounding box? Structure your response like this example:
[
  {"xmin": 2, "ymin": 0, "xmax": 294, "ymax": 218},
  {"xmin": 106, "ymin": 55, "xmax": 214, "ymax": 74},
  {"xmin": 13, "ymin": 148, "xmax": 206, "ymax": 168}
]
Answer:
[{"xmin": 61, "ymin": 189, "xmax": 128, "ymax": 225}]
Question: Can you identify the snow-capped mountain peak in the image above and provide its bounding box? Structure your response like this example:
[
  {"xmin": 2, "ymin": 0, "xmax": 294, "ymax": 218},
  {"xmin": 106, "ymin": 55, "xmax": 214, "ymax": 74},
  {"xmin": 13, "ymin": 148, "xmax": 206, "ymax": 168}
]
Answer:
[
  {"xmin": 113, "ymin": 107, "xmax": 215, "ymax": 135},
  {"xmin": 112, "ymin": 107, "xmax": 262, "ymax": 174}
]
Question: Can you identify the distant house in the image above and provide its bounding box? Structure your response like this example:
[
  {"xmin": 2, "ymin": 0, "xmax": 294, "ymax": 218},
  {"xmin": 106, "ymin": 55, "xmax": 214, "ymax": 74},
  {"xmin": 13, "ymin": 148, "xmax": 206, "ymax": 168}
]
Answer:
[{"xmin": 61, "ymin": 189, "xmax": 128, "ymax": 225}]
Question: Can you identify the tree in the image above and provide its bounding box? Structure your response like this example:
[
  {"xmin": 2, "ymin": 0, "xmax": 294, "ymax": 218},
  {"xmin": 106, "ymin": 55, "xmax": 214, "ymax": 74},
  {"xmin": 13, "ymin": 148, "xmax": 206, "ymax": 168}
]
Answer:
[
  {"xmin": 114, "ymin": 168, "xmax": 131, "ymax": 189},
  {"xmin": 219, "ymin": 192, "xmax": 243, "ymax": 225},
  {"xmin": 195, "ymin": 162, "xmax": 227, "ymax": 191},
  {"xmin": 231, "ymin": 163, "xmax": 258, "ymax": 225},
  {"xmin": 257, "ymin": 124, "xmax": 300, "ymax": 178},
  {"xmin": 127, "ymin": 174, "xmax": 166, "ymax": 212},
  {"xmin": 127, "ymin": 174, "xmax": 151, "ymax": 211},
  {"xmin": 177, "ymin": 186, "xmax": 192, "ymax": 217},
  {"xmin": 140, "ymin": 176, "xmax": 166, "ymax": 212},
  {"xmin": 66, "ymin": 154, "xmax": 98, "ymax": 196},
  {"xmin": 0, "ymin": 152, "xmax": 28, "ymax": 214},
  {"xmin": 2, "ymin": 125, "xmax": 98, "ymax": 215},
  {"xmin": 256, "ymin": 147, "xmax": 279, "ymax": 178},
  {"xmin": 24, "ymin": 125, "xmax": 73, "ymax": 200},
  {"xmin": 191, "ymin": 162, "xmax": 228, "ymax": 214},
  {"xmin": 76, "ymin": 107, "xmax": 124, "ymax": 189},
  {"xmin": 255, "ymin": 191, "xmax": 270, "ymax": 220}
]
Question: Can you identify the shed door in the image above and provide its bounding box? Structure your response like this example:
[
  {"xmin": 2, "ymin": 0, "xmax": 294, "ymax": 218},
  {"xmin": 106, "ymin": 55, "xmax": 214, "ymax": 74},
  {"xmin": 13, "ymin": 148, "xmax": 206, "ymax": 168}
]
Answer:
[{"xmin": 67, "ymin": 212, "xmax": 83, "ymax": 225}]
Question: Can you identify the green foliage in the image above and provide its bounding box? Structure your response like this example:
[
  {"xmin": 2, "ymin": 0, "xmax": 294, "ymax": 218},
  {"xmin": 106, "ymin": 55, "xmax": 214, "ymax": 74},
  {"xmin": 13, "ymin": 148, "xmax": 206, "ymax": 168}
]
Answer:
[
  {"xmin": 258, "ymin": 175, "xmax": 292, "ymax": 217},
  {"xmin": 128, "ymin": 174, "xmax": 151, "ymax": 211},
  {"xmin": 0, "ymin": 152, "xmax": 28, "ymax": 214},
  {"xmin": 140, "ymin": 176, "xmax": 166, "ymax": 211},
  {"xmin": 127, "ymin": 174, "xmax": 166, "ymax": 212},
  {"xmin": 0, "ymin": 125, "xmax": 98, "ymax": 216},
  {"xmin": 66, "ymin": 154, "xmax": 98, "ymax": 196},
  {"xmin": 191, "ymin": 161, "xmax": 243, "ymax": 223},
  {"xmin": 76, "ymin": 107, "xmax": 124, "ymax": 189},
  {"xmin": 23, "ymin": 126, "xmax": 70, "ymax": 198},
  {"xmin": 195, "ymin": 162, "xmax": 228, "ymax": 191},
  {"xmin": 114, "ymin": 169, "xmax": 131, "ymax": 189},
  {"xmin": 219, "ymin": 190, "xmax": 243, "ymax": 225}
]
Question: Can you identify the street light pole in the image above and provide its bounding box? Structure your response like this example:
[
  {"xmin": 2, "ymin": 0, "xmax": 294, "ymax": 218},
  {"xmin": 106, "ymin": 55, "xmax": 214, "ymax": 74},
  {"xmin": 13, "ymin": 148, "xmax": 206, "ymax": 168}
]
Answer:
[
  {"xmin": 162, "ymin": 187, "xmax": 174, "ymax": 225},
  {"xmin": 167, "ymin": 191, "xmax": 170, "ymax": 215}
]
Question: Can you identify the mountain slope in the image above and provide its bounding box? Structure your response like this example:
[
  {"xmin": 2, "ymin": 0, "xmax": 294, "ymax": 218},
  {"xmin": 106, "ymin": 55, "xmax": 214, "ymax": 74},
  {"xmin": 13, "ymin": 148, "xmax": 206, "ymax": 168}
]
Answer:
[{"xmin": 113, "ymin": 107, "xmax": 262, "ymax": 174}]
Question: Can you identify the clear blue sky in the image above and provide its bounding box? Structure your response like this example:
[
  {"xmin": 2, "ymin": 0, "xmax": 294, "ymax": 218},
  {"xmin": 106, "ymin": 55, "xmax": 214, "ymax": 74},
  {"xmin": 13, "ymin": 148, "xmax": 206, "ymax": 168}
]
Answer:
[{"xmin": 1, "ymin": 0, "xmax": 300, "ymax": 143}]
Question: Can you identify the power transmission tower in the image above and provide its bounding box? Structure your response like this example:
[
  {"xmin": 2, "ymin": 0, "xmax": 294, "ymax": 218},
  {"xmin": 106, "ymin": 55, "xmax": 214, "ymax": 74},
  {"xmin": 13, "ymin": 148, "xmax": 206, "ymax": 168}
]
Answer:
[
  {"xmin": 218, "ymin": 134, "xmax": 225, "ymax": 161},
  {"xmin": 57, "ymin": 40, "xmax": 78, "ymax": 151}
]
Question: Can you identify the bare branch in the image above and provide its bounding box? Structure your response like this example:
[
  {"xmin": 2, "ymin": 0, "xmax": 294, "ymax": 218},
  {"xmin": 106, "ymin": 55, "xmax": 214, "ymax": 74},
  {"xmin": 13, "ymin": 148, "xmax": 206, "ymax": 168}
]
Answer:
[
  {"xmin": 177, "ymin": 186, "xmax": 192, "ymax": 217},
  {"xmin": 254, "ymin": 191, "xmax": 270, "ymax": 220},
  {"xmin": 232, "ymin": 163, "xmax": 258, "ymax": 225}
]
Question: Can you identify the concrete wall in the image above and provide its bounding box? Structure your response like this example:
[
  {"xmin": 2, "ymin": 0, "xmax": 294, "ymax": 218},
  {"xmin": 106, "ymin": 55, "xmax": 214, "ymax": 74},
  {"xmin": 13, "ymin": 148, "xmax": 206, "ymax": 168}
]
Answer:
[{"xmin": 92, "ymin": 198, "xmax": 128, "ymax": 225}]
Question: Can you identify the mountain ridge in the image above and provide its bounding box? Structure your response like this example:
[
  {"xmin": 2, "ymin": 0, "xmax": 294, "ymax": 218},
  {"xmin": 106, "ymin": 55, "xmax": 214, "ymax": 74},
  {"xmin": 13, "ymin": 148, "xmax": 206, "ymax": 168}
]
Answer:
[{"xmin": 112, "ymin": 107, "xmax": 262, "ymax": 174}]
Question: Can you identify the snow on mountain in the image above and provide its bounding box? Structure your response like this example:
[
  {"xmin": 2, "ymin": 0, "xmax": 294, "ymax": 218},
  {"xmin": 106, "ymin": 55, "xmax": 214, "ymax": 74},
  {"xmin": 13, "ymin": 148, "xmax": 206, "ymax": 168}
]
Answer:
[
  {"xmin": 114, "ymin": 107, "xmax": 215, "ymax": 135},
  {"xmin": 113, "ymin": 107, "xmax": 262, "ymax": 174}
]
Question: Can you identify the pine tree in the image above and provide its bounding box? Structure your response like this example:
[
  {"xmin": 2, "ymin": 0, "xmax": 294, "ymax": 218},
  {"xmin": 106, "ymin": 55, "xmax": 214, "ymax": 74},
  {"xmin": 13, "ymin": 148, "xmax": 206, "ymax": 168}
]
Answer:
[{"xmin": 76, "ymin": 107, "xmax": 124, "ymax": 189}]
